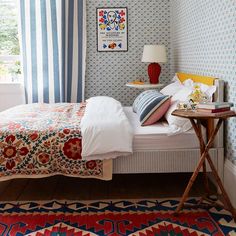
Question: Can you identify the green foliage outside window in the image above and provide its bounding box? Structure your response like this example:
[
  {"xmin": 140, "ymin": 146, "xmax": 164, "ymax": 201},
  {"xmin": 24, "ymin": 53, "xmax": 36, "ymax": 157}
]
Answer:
[
  {"xmin": 0, "ymin": 0, "xmax": 21, "ymax": 81},
  {"xmin": 0, "ymin": 0, "xmax": 20, "ymax": 55}
]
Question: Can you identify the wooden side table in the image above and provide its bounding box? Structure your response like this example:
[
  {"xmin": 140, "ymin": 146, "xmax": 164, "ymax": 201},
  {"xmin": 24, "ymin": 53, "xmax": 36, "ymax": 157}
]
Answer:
[{"xmin": 172, "ymin": 109, "xmax": 236, "ymax": 221}]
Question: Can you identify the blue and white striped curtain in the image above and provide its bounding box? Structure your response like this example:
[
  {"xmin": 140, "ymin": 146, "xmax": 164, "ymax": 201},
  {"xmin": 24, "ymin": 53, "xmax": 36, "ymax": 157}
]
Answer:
[{"xmin": 19, "ymin": 0, "xmax": 86, "ymax": 103}]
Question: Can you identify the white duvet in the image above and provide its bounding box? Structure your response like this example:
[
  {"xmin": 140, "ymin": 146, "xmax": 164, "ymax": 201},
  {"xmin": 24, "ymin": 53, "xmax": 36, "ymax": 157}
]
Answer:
[{"xmin": 80, "ymin": 96, "xmax": 133, "ymax": 160}]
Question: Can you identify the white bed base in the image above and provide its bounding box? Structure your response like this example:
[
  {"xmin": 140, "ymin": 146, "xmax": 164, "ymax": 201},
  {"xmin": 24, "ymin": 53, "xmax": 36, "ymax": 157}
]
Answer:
[{"xmin": 113, "ymin": 79, "xmax": 225, "ymax": 181}]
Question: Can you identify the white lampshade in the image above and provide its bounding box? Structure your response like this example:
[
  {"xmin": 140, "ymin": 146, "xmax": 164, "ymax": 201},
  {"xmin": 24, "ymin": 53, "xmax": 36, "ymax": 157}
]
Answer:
[{"xmin": 142, "ymin": 45, "xmax": 167, "ymax": 63}]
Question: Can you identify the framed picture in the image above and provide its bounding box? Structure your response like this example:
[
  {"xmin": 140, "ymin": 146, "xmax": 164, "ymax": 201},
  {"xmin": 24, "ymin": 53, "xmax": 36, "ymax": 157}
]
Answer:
[{"xmin": 97, "ymin": 7, "xmax": 128, "ymax": 52}]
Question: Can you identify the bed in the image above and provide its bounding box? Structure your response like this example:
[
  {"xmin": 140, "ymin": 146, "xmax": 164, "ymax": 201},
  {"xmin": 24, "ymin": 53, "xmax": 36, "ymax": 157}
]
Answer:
[
  {"xmin": 113, "ymin": 73, "xmax": 224, "ymax": 182},
  {"xmin": 0, "ymin": 73, "xmax": 224, "ymax": 182}
]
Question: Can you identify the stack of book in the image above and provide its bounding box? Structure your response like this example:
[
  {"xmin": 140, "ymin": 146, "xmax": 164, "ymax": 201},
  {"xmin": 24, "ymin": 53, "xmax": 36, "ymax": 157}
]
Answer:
[{"xmin": 196, "ymin": 102, "xmax": 234, "ymax": 113}]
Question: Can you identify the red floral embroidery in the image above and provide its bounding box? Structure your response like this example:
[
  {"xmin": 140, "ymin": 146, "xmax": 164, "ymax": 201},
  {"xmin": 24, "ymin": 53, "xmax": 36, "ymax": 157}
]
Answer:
[
  {"xmin": 19, "ymin": 147, "xmax": 29, "ymax": 155},
  {"xmin": 43, "ymin": 141, "xmax": 51, "ymax": 148},
  {"xmin": 63, "ymin": 138, "xmax": 82, "ymax": 160},
  {"xmin": 86, "ymin": 160, "xmax": 97, "ymax": 170},
  {"xmin": 63, "ymin": 129, "xmax": 70, "ymax": 134},
  {"xmin": 2, "ymin": 135, "xmax": 29, "ymax": 170},
  {"xmin": 37, "ymin": 153, "xmax": 50, "ymax": 165},
  {"xmin": 3, "ymin": 146, "xmax": 16, "ymax": 159},
  {"xmin": 27, "ymin": 163, "xmax": 34, "ymax": 169},
  {"xmin": 0, "ymin": 103, "xmax": 104, "ymax": 178},
  {"xmin": 6, "ymin": 160, "xmax": 15, "ymax": 170},
  {"xmin": 29, "ymin": 133, "xmax": 39, "ymax": 141},
  {"xmin": 6, "ymin": 135, "xmax": 15, "ymax": 143},
  {"xmin": 59, "ymin": 133, "xmax": 65, "ymax": 138}
]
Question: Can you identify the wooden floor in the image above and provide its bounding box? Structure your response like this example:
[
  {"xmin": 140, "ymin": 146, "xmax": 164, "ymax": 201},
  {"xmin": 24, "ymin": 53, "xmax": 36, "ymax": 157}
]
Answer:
[{"xmin": 0, "ymin": 173, "xmax": 216, "ymax": 201}]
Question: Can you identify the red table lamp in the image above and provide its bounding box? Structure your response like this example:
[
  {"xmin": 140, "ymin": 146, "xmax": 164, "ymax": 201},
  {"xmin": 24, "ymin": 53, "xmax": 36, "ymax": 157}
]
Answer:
[{"xmin": 142, "ymin": 45, "xmax": 167, "ymax": 84}]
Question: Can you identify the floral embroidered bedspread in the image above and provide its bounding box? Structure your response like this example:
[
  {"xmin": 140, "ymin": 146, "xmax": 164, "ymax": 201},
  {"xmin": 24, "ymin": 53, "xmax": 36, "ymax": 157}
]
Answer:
[{"xmin": 0, "ymin": 103, "xmax": 112, "ymax": 181}]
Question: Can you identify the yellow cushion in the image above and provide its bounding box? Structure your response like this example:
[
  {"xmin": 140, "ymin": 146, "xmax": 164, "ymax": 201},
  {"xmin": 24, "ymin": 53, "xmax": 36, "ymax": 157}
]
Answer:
[{"xmin": 176, "ymin": 72, "xmax": 216, "ymax": 86}]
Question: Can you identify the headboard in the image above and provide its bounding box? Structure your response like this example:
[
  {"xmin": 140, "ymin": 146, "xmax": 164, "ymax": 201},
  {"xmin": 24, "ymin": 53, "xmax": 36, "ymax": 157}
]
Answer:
[
  {"xmin": 176, "ymin": 72, "xmax": 224, "ymax": 148},
  {"xmin": 176, "ymin": 72, "xmax": 215, "ymax": 86}
]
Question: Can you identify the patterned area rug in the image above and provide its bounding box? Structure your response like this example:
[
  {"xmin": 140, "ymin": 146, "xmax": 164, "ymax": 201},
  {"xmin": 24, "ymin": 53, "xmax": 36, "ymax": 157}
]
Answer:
[{"xmin": 0, "ymin": 198, "xmax": 235, "ymax": 235}]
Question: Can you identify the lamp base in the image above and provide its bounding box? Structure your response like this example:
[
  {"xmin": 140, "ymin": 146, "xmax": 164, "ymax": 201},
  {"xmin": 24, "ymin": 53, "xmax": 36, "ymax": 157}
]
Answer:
[{"xmin": 148, "ymin": 63, "xmax": 161, "ymax": 84}]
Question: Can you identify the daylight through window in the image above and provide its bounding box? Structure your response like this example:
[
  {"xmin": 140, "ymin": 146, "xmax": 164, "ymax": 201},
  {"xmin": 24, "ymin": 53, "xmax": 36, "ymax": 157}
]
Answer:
[{"xmin": 0, "ymin": 0, "xmax": 21, "ymax": 83}]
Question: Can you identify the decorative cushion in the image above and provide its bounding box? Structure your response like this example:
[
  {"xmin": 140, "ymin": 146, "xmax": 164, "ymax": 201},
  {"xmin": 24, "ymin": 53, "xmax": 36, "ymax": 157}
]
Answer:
[
  {"xmin": 142, "ymin": 99, "xmax": 171, "ymax": 126},
  {"xmin": 133, "ymin": 90, "xmax": 171, "ymax": 126}
]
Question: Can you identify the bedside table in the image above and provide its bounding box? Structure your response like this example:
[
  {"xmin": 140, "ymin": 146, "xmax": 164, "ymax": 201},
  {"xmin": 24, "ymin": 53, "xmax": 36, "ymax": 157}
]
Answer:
[
  {"xmin": 172, "ymin": 109, "xmax": 236, "ymax": 221},
  {"xmin": 126, "ymin": 83, "xmax": 164, "ymax": 90}
]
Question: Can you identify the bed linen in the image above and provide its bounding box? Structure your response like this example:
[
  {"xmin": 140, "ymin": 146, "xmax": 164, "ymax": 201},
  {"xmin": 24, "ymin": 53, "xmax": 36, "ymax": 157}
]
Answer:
[
  {"xmin": 124, "ymin": 107, "xmax": 204, "ymax": 150},
  {"xmin": 81, "ymin": 96, "xmax": 133, "ymax": 160},
  {"xmin": 0, "ymin": 103, "xmax": 112, "ymax": 181}
]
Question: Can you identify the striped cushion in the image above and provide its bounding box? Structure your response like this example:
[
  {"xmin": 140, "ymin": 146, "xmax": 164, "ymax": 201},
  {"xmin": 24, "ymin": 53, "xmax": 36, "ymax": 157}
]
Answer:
[{"xmin": 133, "ymin": 90, "xmax": 170, "ymax": 126}]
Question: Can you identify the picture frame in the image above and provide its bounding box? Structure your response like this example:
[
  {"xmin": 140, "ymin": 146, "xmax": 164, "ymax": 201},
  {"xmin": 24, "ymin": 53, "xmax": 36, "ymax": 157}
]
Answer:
[{"xmin": 97, "ymin": 7, "xmax": 128, "ymax": 52}]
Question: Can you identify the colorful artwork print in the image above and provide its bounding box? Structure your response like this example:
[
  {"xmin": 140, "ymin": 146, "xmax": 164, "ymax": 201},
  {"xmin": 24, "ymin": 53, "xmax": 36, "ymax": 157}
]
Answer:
[{"xmin": 97, "ymin": 8, "xmax": 128, "ymax": 51}]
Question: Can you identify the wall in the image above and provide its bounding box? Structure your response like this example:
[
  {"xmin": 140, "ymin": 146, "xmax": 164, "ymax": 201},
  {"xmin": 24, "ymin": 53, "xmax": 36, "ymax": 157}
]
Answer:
[
  {"xmin": 0, "ymin": 84, "xmax": 25, "ymax": 111},
  {"xmin": 85, "ymin": 0, "xmax": 172, "ymax": 106},
  {"xmin": 171, "ymin": 0, "xmax": 236, "ymax": 163}
]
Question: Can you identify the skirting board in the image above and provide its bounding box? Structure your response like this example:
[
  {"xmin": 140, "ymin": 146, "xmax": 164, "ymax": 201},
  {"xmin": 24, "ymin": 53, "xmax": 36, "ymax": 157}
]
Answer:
[{"xmin": 224, "ymin": 159, "xmax": 236, "ymax": 208}]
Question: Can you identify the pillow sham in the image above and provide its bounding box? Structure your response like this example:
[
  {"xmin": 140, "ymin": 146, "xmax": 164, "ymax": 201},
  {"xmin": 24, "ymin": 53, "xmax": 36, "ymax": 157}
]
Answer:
[
  {"xmin": 161, "ymin": 76, "xmax": 216, "ymax": 102},
  {"xmin": 171, "ymin": 86, "xmax": 193, "ymax": 103},
  {"xmin": 133, "ymin": 90, "xmax": 171, "ymax": 126},
  {"xmin": 165, "ymin": 101, "xmax": 192, "ymax": 135},
  {"xmin": 160, "ymin": 76, "xmax": 184, "ymax": 96},
  {"xmin": 164, "ymin": 78, "xmax": 216, "ymax": 134},
  {"xmin": 165, "ymin": 84, "xmax": 208, "ymax": 134},
  {"xmin": 183, "ymin": 79, "xmax": 216, "ymax": 101}
]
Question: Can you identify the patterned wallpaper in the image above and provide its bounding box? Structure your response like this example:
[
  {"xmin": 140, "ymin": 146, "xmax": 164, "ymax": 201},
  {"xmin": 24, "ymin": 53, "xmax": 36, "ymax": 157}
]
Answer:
[
  {"xmin": 171, "ymin": 0, "xmax": 236, "ymax": 163},
  {"xmin": 85, "ymin": 0, "xmax": 172, "ymax": 106}
]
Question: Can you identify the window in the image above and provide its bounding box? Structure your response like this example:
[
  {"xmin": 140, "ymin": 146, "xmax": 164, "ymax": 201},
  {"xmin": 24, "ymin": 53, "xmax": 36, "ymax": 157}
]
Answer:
[{"xmin": 0, "ymin": 0, "xmax": 21, "ymax": 83}]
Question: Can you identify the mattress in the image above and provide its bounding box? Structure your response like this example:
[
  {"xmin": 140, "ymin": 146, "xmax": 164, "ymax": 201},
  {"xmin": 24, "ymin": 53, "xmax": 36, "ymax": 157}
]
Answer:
[{"xmin": 123, "ymin": 107, "xmax": 203, "ymax": 151}]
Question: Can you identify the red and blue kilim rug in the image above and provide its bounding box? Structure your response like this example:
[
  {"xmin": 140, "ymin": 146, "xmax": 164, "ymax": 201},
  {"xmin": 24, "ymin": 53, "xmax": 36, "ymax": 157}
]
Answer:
[{"xmin": 0, "ymin": 198, "xmax": 235, "ymax": 235}]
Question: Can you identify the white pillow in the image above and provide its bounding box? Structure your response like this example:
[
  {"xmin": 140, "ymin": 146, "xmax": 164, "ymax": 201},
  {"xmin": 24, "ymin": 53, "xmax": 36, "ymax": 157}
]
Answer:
[
  {"xmin": 165, "ymin": 101, "xmax": 192, "ymax": 135},
  {"xmin": 160, "ymin": 76, "xmax": 184, "ymax": 96},
  {"xmin": 165, "ymin": 85, "xmax": 194, "ymax": 135},
  {"xmin": 183, "ymin": 79, "xmax": 216, "ymax": 101},
  {"xmin": 171, "ymin": 86, "xmax": 193, "ymax": 103},
  {"xmin": 165, "ymin": 78, "xmax": 216, "ymax": 135}
]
